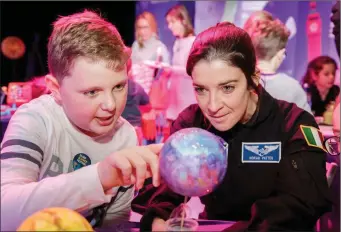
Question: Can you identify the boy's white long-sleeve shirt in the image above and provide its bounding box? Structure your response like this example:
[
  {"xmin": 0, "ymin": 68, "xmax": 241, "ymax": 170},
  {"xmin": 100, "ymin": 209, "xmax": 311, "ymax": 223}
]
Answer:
[{"xmin": 1, "ymin": 95, "xmax": 137, "ymax": 231}]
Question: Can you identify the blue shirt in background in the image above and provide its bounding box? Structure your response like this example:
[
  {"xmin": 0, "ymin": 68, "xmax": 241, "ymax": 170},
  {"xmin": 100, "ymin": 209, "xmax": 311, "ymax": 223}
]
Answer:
[{"xmin": 122, "ymin": 79, "xmax": 150, "ymax": 127}]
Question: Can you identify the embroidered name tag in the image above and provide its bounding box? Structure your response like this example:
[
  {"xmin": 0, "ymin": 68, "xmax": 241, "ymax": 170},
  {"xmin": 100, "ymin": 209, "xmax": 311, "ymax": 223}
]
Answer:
[{"xmin": 242, "ymin": 142, "xmax": 281, "ymax": 163}]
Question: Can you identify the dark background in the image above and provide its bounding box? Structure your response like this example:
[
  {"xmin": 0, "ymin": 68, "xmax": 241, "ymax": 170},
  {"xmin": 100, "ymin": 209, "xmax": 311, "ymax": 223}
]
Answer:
[{"xmin": 0, "ymin": 1, "xmax": 136, "ymax": 86}]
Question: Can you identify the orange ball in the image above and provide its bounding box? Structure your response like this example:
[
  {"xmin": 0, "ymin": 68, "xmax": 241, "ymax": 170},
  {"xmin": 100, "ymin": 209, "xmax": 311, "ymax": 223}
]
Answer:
[
  {"xmin": 1, "ymin": 36, "xmax": 26, "ymax": 60},
  {"xmin": 17, "ymin": 207, "xmax": 93, "ymax": 231}
]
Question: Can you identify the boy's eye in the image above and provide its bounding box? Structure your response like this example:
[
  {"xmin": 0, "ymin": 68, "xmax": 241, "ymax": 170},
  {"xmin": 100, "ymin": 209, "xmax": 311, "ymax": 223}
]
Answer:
[
  {"xmin": 113, "ymin": 83, "xmax": 126, "ymax": 91},
  {"xmin": 84, "ymin": 90, "xmax": 98, "ymax": 96}
]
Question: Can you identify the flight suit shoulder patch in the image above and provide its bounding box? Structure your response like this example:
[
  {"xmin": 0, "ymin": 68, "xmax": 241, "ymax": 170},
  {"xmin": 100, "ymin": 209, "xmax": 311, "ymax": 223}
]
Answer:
[{"xmin": 300, "ymin": 125, "xmax": 326, "ymax": 151}]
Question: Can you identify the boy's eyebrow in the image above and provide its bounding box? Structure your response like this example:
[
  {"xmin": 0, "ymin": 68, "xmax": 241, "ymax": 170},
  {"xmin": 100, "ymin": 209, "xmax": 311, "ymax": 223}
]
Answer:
[
  {"xmin": 193, "ymin": 80, "xmax": 238, "ymax": 87},
  {"xmin": 79, "ymin": 80, "xmax": 128, "ymax": 91},
  {"xmin": 79, "ymin": 86, "xmax": 102, "ymax": 92},
  {"xmin": 114, "ymin": 79, "xmax": 128, "ymax": 86}
]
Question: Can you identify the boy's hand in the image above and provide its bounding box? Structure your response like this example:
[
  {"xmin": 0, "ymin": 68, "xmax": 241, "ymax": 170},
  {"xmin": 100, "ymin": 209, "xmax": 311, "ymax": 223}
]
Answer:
[{"xmin": 97, "ymin": 144, "xmax": 163, "ymax": 191}]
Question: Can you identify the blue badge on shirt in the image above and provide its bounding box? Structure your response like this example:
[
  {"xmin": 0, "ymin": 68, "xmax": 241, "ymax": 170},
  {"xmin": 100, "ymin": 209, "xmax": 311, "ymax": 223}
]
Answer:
[
  {"xmin": 73, "ymin": 153, "xmax": 91, "ymax": 170},
  {"xmin": 242, "ymin": 142, "xmax": 281, "ymax": 163}
]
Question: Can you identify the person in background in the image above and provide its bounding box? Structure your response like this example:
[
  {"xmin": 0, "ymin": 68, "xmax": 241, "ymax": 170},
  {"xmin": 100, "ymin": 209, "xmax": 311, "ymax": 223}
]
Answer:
[
  {"xmin": 243, "ymin": 10, "xmax": 274, "ymax": 35},
  {"xmin": 246, "ymin": 11, "xmax": 312, "ymax": 113},
  {"xmin": 0, "ymin": 10, "xmax": 162, "ymax": 231},
  {"xmin": 121, "ymin": 57, "xmax": 153, "ymax": 145},
  {"xmin": 132, "ymin": 22, "xmax": 331, "ymax": 232},
  {"xmin": 321, "ymin": 4, "xmax": 341, "ymax": 231},
  {"xmin": 164, "ymin": 5, "xmax": 197, "ymax": 125},
  {"xmin": 302, "ymin": 56, "xmax": 340, "ymax": 116},
  {"xmin": 131, "ymin": 12, "xmax": 170, "ymax": 144},
  {"xmin": 131, "ymin": 11, "xmax": 170, "ymax": 95}
]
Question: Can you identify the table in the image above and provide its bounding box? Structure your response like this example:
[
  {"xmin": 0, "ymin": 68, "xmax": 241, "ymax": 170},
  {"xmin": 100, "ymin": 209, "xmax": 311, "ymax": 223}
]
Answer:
[
  {"xmin": 195, "ymin": 220, "xmax": 235, "ymax": 231},
  {"xmin": 97, "ymin": 220, "xmax": 235, "ymax": 232}
]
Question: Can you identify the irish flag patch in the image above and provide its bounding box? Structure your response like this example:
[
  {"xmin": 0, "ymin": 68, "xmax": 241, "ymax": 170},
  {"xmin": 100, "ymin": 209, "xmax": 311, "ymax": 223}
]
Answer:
[{"xmin": 300, "ymin": 125, "xmax": 325, "ymax": 151}]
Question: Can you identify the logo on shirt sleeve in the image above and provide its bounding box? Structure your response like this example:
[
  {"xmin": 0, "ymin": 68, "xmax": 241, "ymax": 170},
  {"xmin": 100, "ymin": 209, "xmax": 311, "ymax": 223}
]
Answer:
[
  {"xmin": 300, "ymin": 125, "xmax": 326, "ymax": 151},
  {"xmin": 242, "ymin": 142, "xmax": 281, "ymax": 163}
]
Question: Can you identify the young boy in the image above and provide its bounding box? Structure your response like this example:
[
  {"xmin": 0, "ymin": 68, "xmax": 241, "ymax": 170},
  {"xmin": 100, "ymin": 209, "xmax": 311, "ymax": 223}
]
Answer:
[
  {"xmin": 245, "ymin": 11, "xmax": 312, "ymax": 114},
  {"xmin": 0, "ymin": 10, "xmax": 161, "ymax": 231}
]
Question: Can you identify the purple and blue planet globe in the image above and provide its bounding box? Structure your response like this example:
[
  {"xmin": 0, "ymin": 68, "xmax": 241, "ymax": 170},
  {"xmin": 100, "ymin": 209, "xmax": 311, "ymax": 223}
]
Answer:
[{"xmin": 159, "ymin": 128, "xmax": 228, "ymax": 197}]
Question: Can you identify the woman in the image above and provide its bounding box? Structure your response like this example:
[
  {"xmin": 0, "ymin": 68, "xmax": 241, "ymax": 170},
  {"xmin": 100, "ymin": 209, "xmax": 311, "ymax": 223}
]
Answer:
[
  {"xmin": 131, "ymin": 11, "xmax": 170, "ymax": 94},
  {"xmin": 131, "ymin": 11, "xmax": 170, "ymax": 144},
  {"xmin": 164, "ymin": 5, "xmax": 197, "ymax": 122},
  {"xmin": 302, "ymin": 56, "xmax": 340, "ymax": 116},
  {"xmin": 132, "ymin": 22, "xmax": 331, "ymax": 231}
]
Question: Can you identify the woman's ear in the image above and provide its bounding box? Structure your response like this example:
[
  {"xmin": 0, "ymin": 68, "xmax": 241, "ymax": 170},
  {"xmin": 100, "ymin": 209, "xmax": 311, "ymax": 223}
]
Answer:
[
  {"xmin": 45, "ymin": 74, "xmax": 62, "ymax": 104},
  {"xmin": 248, "ymin": 72, "xmax": 260, "ymax": 95}
]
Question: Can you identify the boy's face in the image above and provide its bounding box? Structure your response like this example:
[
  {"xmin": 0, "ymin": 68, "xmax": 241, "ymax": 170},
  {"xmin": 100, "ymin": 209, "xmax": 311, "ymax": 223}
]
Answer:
[{"xmin": 58, "ymin": 58, "xmax": 128, "ymax": 137}]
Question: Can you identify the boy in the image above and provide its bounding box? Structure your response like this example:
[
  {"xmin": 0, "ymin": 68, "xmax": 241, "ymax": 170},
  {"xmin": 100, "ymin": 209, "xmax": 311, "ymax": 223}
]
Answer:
[
  {"xmin": 0, "ymin": 10, "xmax": 161, "ymax": 231},
  {"xmin": 246, "ymin": 11, "xmax": 312, "ymax": 114}
]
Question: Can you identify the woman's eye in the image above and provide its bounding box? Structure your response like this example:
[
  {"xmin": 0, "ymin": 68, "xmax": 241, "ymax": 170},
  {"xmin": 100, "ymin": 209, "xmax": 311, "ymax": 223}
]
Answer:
[
  {"xmin": 194, "ymin": 87, "xmax": 205, "ymax": 94},
  {"xmin": 222, "ymin": 85, "xmax": 235, "ymax": 93}
]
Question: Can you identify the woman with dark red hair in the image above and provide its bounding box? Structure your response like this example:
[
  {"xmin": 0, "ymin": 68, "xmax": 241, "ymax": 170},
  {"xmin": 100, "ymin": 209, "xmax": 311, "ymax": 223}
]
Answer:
[{"xmin": 132, "ymin": 22, "xmax": 331, "ymax": 232}]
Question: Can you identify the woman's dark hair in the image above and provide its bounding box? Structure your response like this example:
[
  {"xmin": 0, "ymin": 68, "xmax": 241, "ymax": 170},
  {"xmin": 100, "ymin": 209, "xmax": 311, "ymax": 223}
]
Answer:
[
  {"xmin": 186, "ymin": 22, "xmax": 258, "ymax": 91},
  {"xmin": 301, "ymin": 55, "xmax": 338, "ymax": 86}
]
